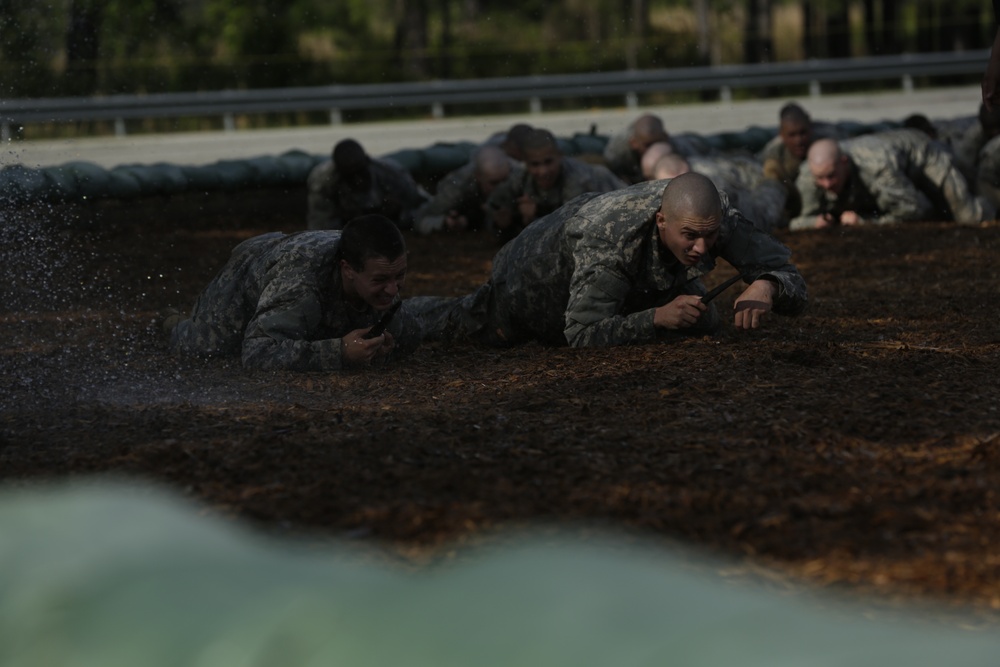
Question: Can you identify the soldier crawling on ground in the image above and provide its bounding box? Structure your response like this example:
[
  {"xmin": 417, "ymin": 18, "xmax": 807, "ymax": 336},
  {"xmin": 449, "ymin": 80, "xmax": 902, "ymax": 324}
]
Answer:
[
  {"xmin": 408, "ymin": 172, "xmax": 808, "ymax": 349},
  {"xmin": 413, "ymin": 145, "xmax": 514, "ymax": 235},
  {"xmin": 603, "ymin": 113, "xmax": 712, "ymax": 185},
  {"xmin": 791, "ymin": 128, "xmax": 995, "ymax": 230},
  {"xmin": 649, "ymin": 152, "xmax": 788, "ymax": 233},
  {"xmin": 306, "ymin": 138, "xmax": 429, "ymax": 231},
  {"xmin": 162, "ymin": 215, "xmax": 422, "ymax": 371},
  {"xmin": 758, "ymin": 102, "xmax": 845, "ymax": 222},
  {"xmin": 486, "ymin": 127, "xmax": 625, "ymax": 243}
]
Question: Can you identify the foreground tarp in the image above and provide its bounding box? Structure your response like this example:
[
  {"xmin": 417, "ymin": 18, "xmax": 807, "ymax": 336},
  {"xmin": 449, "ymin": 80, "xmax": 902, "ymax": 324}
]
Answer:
[{"xmin": 0, "ymin": 480, "xmax": 997, "ymax": 666}]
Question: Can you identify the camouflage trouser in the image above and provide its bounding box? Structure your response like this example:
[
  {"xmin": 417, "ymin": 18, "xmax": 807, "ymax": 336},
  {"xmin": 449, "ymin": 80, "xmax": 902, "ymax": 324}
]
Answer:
[
  {"xmin": 407, "ymin": 277, "xmax": 720, "ymax": 349},
  {"xmin": 734, "ymin": 180, "xmax": 789, "ymax": 232},
  {"xmin": 169, "ymin": 232, "xmax": 283, "ymax": 356},
  {"xmin": 920, "ymin": 147, "xmax": 996, "ymax": 224}
]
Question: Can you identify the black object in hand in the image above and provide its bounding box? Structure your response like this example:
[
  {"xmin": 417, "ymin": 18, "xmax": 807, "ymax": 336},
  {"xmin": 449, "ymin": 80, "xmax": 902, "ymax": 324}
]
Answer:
[
  {"xmin": 363, "ymin": 301, "xmax": 402, "ymax": 339},
  {"xmin": 700, "ymin": 273, "xmax": 747, "ymax": 304}
]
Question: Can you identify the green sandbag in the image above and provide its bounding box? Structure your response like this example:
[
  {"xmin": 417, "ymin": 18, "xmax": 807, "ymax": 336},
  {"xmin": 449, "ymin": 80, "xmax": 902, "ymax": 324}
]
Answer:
[
  {"xmin": 0, "ymin": 165, "xmax": 49, "ymax": 205},
  {"xmin": 104, "ymin": 169, "xmax": 144, "ymax": 199},
  {"xmin": 61, "ymin": 161, "xmax": 112, "ymax": 199},
  {"xmin": 382, "ymin": 148, "xmax": 424, "ymax": 174},
  {"xmin": 274, "ymin": 150, "xmax": 325, "ymax": 183},
  {"xmin": 211, "ymin": 159, "xmax": 258, "ymax": 191},
  {"xmin": 566, "ymin": 133, "xmax": 608, "ymax": 157},
  {"xmin": 177, "ymin": 165, "xmax": 225, "ymax": 192}
]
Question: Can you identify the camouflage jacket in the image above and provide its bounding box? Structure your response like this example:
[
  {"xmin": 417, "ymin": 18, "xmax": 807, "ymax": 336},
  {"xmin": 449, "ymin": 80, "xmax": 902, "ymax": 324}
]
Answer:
[
  {"xmin": 759, "ymin": 122, "xmax": 846, "ymax": 219},
  {"xmin": 488, "ymin": 180, "xmax": 808, "ymax": 348},
  {"xmin": 485, "ymin": 156, "xmax": 625, "ymax": 234},
  {"xmin": 414, "ymin": 159, "xmax": 510, "ymax": 234},
  {"xmin": 791, "ymin": 129, "xmax": 980, "ymax": 229},
  {"xmin": 976, "ymin": 134, "xmax": 1000, "ymax": 208},
  {"xmin": 171, "ymin": 231, "xmax": 422, "ymax": 371},
  {"xmin": 689, "ymin": 156, "xmax": 787, "ymax": 231},
  {"xmin": 306, "ymin": 158, "xmax": 429, "ymax": 230}
]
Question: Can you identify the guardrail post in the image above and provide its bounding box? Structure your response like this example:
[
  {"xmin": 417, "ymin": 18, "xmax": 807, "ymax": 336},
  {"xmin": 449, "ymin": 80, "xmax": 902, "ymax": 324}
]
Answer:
[
  {"xmin": 809, "ymin": 80, "xmax": 821, "ymax": 98},
  {"xmin": 626, "ymin": 92, "xmax": 638, "ymax": 110},
  {"xmin": 432, "ymin": 102, "xmax": 445, "ymax": 119},
  {"xmin": 223, "ymin": 113, "xmax": 236, "ymax": 132},
  {"xmin": 114, "ymin": 118, "xmax": 126, "ymax": 137},
  {"xmin": 902, "ymin": 74, "xmax": 914, "ymax": 93},
  {"xmin": 530, "ymin": 96, "xmax": 542, "ymax": 114},
  {"xmin": 330, "ymin": 109, "xmax": 342, "ymax": 125},
  {"xmin": 720, "ymin": 85, "xmax": 732, "ymax": 103},
  {"xmin": 1, "ymin": 122, "xmax": 10, "ymax": 142}
]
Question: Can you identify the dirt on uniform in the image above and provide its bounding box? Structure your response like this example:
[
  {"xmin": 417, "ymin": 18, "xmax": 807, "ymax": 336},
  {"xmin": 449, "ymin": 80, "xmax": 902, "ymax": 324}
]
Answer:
[{"xmin": 2, "ymin": 190, "xmax": 1000, "ymax": 612}]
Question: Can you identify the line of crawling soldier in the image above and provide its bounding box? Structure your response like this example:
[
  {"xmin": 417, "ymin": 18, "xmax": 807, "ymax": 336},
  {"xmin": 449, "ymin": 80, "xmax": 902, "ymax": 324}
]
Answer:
[{"xmin": 161, "ymin": 89, "xmax": 1000, "ymax": 372}]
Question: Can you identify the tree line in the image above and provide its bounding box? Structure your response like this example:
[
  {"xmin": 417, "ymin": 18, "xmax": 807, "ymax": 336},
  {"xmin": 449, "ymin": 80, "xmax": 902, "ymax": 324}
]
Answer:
[{"xmin": 0, "ymin": 0, "xmax": 991, "ymax": 99}]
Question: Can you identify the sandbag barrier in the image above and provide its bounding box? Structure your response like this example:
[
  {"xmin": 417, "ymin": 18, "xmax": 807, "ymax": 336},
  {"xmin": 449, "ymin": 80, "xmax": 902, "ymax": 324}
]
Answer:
[{"xmin": 0, "ymin": 121, "xmax": 905, "ymax": 210}]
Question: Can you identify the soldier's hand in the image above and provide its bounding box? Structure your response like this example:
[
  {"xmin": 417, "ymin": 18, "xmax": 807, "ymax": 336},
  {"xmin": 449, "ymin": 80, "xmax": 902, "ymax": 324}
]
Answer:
[
  {"xmin": 444, "ymin": 210, "xmax": 469, "ymax": 231},
  {"xmin": 654, "ymin": 295, "xmax": 707, "ymax": 329},
  {"xmin": 840, "ymin": 210, "xmax": 861, "ymax": 226},
  {"xmin": 516, "ymin": 194, "xmax": 538, "ymax": 224},
  {"xmin": 375, "ymin": 330, "xmax": 396, "ymax": 359},
  {"xmin": 815, "ymin": 214, "xmax": 835, "ymax": 229},
  {"xmin": 341, "ymin": 328, "xmax": 386, "ymax": 366},
  {"xmin": 733, "ymin": 279, "xmax": 776, "ymax": 330}
]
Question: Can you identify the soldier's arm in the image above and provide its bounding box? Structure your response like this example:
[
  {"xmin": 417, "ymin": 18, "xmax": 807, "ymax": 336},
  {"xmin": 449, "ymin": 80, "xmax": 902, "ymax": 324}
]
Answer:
[
  {"xmin": 306, "ymin": 164, "xmax": 340, "ymax": 230},
  {"xmin": 788, "ymin": 169, "xmax": 824, "ymax": 230},
  {"xmin": 485, "ymin": 170, "xmax": 524, "ymax": 232},
  {"xmin": 562, "ymin": 232, "xmax": 660, "ymax": 348},
  {"xmin": 241, "ymin": 263, "xmax": 347, "ymax": 371},
  {"xmin": 716, "ymin": 209, "xmax": 808, "ymax": 316},
  {"xmin": 867, "ymin": 170, "xmax": 934, "ymax": 224}
]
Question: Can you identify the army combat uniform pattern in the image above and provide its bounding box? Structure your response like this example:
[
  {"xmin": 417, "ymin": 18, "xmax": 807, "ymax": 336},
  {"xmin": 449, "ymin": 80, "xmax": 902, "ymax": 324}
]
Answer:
[
  {"xmin": 306, "ymin": 158, "xmax": 430, "ymax": 231},
  {"xmin": 413, "ymin": 158, "xmax": 511, "ymax": 235},
  {"xmin": 687, "ymin": 155, "xmax": 787, "ymax": 232},
  {"xmin": 411, "ymin": 180, "xmax": 808, "ymax": 349},
  {"xmin": 976, "ymin": 133, "xmax": 1000, "ymax": 210},
  {"xmin": 169, "ymin": 231, "xmax": 422, "ymax": 371},
  {"xmin": 485, "ymin": 156, "xmax": 626, "ymax": 239},
  {"xmin": 759, "ymin": 121, "xmax": 847, "ymax": 221},
  {"xmin": 791, "ymin": 128, "xmax": 995, "ymax": 230},
  {"xmin": 603, "ymin": 127, "xmax": 714, "ymax": 185}
]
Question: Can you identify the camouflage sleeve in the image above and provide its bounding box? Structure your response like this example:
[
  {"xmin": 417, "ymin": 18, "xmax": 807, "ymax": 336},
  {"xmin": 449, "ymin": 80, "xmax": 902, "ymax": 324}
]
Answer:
[
  {"xmin": 865, "ymin": 168, "xmax": 934, "ymax": 224},
  {"xmin": 379, "ymin": 163, "xmax": 431, "ymax": 229},
  {"xmin": 788, "ymin": 168, "xmax": 822, "ymax": 230},
  {"xmin": 717, "ymin": 208, "xmax": 808, "ymax": 316},
  {"xmin": 381, "ymin": 304, "xmax": 424, "ymax": 363},
  {"xmin": 563, "ymin": 230, "xmax": 658, "ymax": 348},
  {"xmin": 306, "ymin": 162, "xmax": 341, "ymax": 230},
  {"xmin": 241, "ymin": 258, "xmax": 345, "ymax": 371},
  {"xmin": 485, "ymin": 168, "xmax": 526, "ymax": 229},
  {"xmin": 415, "ymin": 167, "xmax": 470, "ymax": 234},
  {"xmin": 589, "ymin": 165, "xmax": 628, "ymax": 192},
  {"xmin": 761, "ymin": 157, "xmax": 782, "ymax": 182}
]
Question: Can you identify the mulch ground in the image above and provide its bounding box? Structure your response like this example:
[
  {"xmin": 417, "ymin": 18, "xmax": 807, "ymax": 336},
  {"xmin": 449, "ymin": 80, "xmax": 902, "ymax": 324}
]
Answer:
[{"xmin": 2, "ymin": 192, "xmax": 1000, "ymax": 612}]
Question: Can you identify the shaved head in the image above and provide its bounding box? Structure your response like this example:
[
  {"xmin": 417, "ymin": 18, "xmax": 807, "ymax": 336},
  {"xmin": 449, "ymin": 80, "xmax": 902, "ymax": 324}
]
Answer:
[
  {"xmin": 629, "ymin": 113, "xmax": 669, "ymax": 153},
  {"xmin": 640, "ymin": 141, "xmax": 676, "ymax": 180},
  {"xmin": 651, "ymin": 154, "xmax": 690, "ymax": 181},
  {"xmin": 473, "ymin": 145, "xmax": 512, "ymax": 196},
  {"xmin": 779, "ymin": 102, "xmax": 811, "ymax": 127},
  {"xmin": 660, "ymin": 172, "xmax": 722, "ymax": 222},
  {"xmin": 807, "ymin": 138, "xmax": 842, "ymax": 172}
]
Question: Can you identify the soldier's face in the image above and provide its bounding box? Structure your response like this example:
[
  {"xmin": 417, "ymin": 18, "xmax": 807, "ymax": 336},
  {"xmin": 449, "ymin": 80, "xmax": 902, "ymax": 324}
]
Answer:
[
  {"xmin": 475, "ymin": 165, "xmax": 511, "ymax": 198},
  {"xmin": 656, "ymin": 209, "xmax": 720, "ymax": 266},
  {"xmin": 780, "ymin": 121, "xmax": 812, "ymax": 160},
  {"xmin": 524, "ymin": 145, "xmax": 562, "ymax": 190},
  {"xmin": 341, "ymin": 254, "xmax": 407, "ymax": 310},
  {"xmin": 811, "ymin": 157, "xmax": 849, "ymax": 195}
]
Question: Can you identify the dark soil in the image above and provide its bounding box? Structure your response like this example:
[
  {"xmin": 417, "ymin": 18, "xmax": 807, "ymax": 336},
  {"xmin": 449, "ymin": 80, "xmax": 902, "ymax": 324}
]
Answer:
[{"xmin": 3, "ymin": 192, "xmax": 1000, "ymax": 611}]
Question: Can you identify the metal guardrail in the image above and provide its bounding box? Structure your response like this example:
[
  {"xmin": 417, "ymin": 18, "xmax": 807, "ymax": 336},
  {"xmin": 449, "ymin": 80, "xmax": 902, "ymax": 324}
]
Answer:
[{"xmin": 0, "ymin": 49, "xmax": 989, "ymax": 139}]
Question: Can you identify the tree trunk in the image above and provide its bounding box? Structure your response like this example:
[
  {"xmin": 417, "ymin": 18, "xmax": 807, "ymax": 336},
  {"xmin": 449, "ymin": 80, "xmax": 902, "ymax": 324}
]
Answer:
[
  {"xmin": 625, "ymin": 0, "xmax": 649, "ymax": 69},
  {"xmin": 693, "ymin": 0, "xmax": 711, "ymax": 66},
  {"xmin": 802, "ymin": 1, "xmax": 815, "ymax": 59},
  {"xmin": 66, "ymin": 0, "xmax": 103, "ymax": 95},
  {"xmin": 440, "ymin": 0, "xmax": 452, "ymax": 78},
  {"xmin": 881, "ymin": 0, "xmax": 900, "ymax": 53},
  {"xmin": 825, "ymin": 0, "xmax": 851, "ymax": 59},
  {"xmin": 394, "ymin": 0, "xmax": 430, "ymax": 79},
  {"xmin": 744, "ymin": 0, "xmax": 772, "ymax": 64}
]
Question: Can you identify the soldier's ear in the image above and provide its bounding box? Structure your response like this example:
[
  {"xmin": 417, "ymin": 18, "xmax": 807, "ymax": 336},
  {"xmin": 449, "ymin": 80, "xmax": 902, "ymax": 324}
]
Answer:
[
  {"xmin": 340, "ymin": 259, "xmax": 356, "ymax": 281},
  {"xmin": 655, "ymin": 210, "xmax": 667, "ymax": 229}
]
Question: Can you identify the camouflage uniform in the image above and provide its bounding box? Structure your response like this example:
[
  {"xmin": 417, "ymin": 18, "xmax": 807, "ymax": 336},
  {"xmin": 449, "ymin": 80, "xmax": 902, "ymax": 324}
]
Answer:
[
  {"xmin": 603, "ymin": 128, "xmax": 712, "ymax": 184},
  {"xmin": 791, "ymin": 129, "xmax": 995, "ymax": 230},
  {"xmin": 932, "ymin": 116, "xmax": 981, "ymax": 185},
  {"xmin": 759, "ymin": 121, "xmax": 846, "ymax": 221},
  {"xmin": 306, "ymin": 158, "xmax": 429, "ymax": 231},
  {"xmin": 414, "ymin": 159, "xmax": 507, "ymax": 235},
  {"xmin": 687, "ymin": 155, "xmax": 787, "ymax": 232},
  {"xmin": 976, "ymin": 134, "xmax": 1000, "ymax": 209},
  {"xmin": 169, "ymin": 231, "xmax": 422, "ymax": 371},
  {"xmin": 409, "ymin": 180, "xmax": 808, "ymax": 349},
  {"xmin": 485, "ymin": 156, "xmax": 625, "ymax": 241}
]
